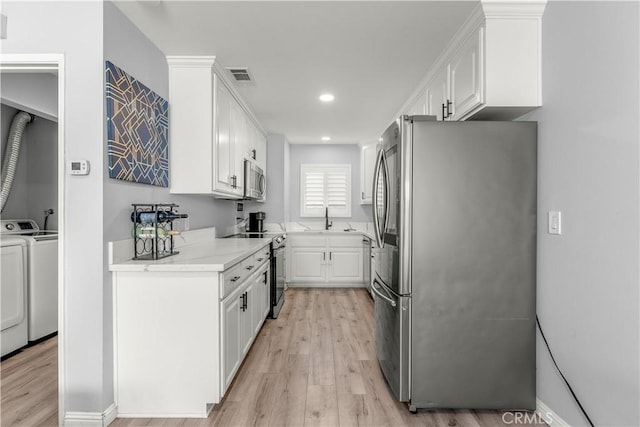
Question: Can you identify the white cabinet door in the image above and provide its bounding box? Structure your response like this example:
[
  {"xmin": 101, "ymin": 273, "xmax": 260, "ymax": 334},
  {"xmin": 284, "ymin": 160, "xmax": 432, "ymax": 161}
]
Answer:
[
  {"xmin": 450, "ymin": 28, "xmax": 483, "ymax": 121},
  {"xmin": 214, "ymin": 79, "xmax": 236, "ymax": 195},
  {"xmin": 327, "ymin": 248, "xmax": 363, "ymax": 282},
  {"xmin": 406, "ymin": 91, "xmax": 427, "ymax": 116},
  {"xmin": 426, "ymin": 65, "xmax": 450, "ymax": 121},
  {"xmin": 261, "ymin": 268, "xmax": 270, "ymax": 319},
  {"xmin": 239, "ymin": 281, "xmax": 254, "ymax": 356},
  {"xmin": 251, "ymin": 268, "xmax": 269, "ymax": 336},
  {"xmin": 221, "ymin": 290, "xmax": 241, "ymax": 393},
  {"xmin": 360, "ymin": 144, "xmax": 377, "ymax": 205},
  {"xmin": 289, "ymin": 249, "xmax": 326, "ymax": 282}
]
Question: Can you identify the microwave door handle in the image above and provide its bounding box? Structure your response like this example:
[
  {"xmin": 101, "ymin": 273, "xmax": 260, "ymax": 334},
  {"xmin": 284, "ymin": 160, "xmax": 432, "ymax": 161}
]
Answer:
[
  {"xmin": 259, "ymin": 174, "xmax": 266, "ymax": 196},
  {"xmin": 372, "ymin": 277, "xmax": 397, "ymax": 307},
  {"xmin": 372, "ymin": 148, "xmax": 384, "ymax": 248}
]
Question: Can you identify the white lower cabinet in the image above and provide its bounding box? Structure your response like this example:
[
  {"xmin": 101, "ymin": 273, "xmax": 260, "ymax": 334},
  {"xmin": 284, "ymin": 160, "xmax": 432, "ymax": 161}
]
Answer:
[
  {"xmin": 288, "ymin": 234, "xmax": 364, "ymax": 286},
  {"xmin": 112, "ymin": 243, "xmax": 270, "ymax": 418},
  {"xmin": 220, "ymin": 260, "xmax": 269, "ymax": 396},
  {"xmin": 222, "ymin": 288, "xmax": 242, "ymax": 390}
]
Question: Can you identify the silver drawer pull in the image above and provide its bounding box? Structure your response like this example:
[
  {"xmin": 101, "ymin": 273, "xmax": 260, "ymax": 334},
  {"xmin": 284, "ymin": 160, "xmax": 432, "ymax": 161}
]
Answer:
[
  {"xmin": 257, "ymin": 257, "xmax": 264, "ymax": 262},
  {"xmin": 230, "ymin": 276, "xmax": 241, "ymax": 282},
  {"xmin": 246, "ymin": 265, "xmax": 255, "ymax": 271}
]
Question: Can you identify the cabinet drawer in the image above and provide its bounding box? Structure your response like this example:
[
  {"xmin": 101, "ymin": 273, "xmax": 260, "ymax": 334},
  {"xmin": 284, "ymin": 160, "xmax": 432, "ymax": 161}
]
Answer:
[
  {"xmin": 222, "ymin": 262, "xmax": 250, "ymax": 298},
  {"xmin": 253, "ymin": 246, "xmax": 270, "ymax": 266},
  {"xmin": 327, "ymin": 235, "xmax": 362, "ymax": 248}
]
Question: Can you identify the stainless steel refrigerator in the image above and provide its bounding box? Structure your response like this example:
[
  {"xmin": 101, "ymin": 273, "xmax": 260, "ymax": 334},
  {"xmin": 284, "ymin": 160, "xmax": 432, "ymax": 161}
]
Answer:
[{"xmin": 371, "ymin": 116, "xmax": 537, "ymax": 412}]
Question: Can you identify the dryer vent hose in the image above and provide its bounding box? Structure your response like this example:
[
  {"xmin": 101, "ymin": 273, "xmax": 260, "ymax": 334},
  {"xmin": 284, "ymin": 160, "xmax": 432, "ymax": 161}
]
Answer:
[{"xmin": 1, "ymin": 111, "xmax": 33, "ymax": 213}]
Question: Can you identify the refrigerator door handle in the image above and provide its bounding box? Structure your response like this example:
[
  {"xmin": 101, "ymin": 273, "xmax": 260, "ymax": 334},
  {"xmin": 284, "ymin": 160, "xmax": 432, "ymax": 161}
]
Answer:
[
  {"xmin": 372, "ymin": 277, "xmax": 397, "ymax": 307},
  {"xmin": 381, "ymin": 149, "xmax": 390, "ymax": 234},
  {"xmin": 372, "ymin": 147, "xmax": 385, "ymax": 248}
]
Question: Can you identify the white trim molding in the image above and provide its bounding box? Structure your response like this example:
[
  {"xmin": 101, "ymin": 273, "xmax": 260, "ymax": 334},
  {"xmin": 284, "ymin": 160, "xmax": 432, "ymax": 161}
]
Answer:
[
  {"xmin": 536, "ymin": 398, "xmax": 572, "ymax": 427},
  {"xmin": 63, "ymin": 403, "xmax": 117, "ymax": 427}
]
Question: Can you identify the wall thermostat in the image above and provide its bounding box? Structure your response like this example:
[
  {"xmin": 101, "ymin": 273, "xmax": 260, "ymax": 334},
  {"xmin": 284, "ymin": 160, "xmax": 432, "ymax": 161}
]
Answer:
[{"xmin": 70, "ymin": 160, "xmax": 90, "ymax": 175}]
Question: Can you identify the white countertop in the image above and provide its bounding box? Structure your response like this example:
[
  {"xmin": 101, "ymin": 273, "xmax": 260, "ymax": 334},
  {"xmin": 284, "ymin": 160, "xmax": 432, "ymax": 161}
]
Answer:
[{"xmin": 109, "ymin": 237, "xmax": 272, "ymax": 273}]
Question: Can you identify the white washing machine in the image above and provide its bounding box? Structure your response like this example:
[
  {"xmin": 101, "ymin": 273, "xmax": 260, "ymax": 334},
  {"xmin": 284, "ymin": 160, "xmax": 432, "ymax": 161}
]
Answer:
[
  {"xmin": 1, "ymin": 220, "xmax": 58, "ymax": 342},
  {"xmin": 1, "ymin": 235, "xmax": 28, "ymax": 357}
]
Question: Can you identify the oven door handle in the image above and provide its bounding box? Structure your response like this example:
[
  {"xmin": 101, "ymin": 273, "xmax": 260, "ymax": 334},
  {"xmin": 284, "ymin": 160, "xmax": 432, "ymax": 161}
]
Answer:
[{"xmin": 372, "ymin": 277, "xmax": 397, "ymax": 307}]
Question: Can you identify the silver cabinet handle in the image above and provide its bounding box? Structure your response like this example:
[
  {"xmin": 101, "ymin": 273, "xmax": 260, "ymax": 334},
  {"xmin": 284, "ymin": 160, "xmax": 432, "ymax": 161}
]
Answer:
[
  {"xmin": 372, "ymin": 278, "xmax": 397, "ymax": 307},
  {"xmin": 246, "ymin": 265, "xmax": 254, "ymax": 271},
  {"xmin": 230, "ymin": 276, "xmax": 241, "ymax": 282},
  {"xmin": 257, "ymin": 257, "xmax": 264, "ymax": 262}
]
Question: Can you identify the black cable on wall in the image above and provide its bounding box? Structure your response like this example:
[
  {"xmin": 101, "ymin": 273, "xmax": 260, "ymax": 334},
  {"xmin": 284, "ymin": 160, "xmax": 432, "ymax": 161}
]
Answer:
[{"xmin": 536, "ymin": 315, "xmax": 595, "ymax": 427}]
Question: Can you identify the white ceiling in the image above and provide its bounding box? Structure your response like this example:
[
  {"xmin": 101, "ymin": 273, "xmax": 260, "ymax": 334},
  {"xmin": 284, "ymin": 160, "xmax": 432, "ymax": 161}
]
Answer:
[{"xmin": 114, "ymin": 1, "xmax": 478, "ymax": 144}]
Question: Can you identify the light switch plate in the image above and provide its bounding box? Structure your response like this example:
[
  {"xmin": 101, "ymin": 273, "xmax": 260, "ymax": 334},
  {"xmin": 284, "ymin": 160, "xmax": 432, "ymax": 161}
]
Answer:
[{"xmin": 548, "ymin": 211, "xmax": 562, "ymax": 235}]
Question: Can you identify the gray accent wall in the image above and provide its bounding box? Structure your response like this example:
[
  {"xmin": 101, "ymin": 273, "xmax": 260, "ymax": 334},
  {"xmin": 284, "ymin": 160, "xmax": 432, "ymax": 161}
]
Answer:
[
  {"xmin": 289, "ymin": 143, "xmax": 373, "ymax": 222},
  {"xmin": 520, "ymin": 2, "xmax": 639, "ymax": 426},
  {"xmin": 248, "ymin": 134, "xmax": 287, "ymax": 222}
]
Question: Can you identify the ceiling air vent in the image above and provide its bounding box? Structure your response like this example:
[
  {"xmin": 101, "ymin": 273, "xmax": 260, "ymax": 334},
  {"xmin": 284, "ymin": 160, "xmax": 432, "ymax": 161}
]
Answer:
[{"xmin": 226, "ymin": 67, "xmax": 255, "ymax": 85}]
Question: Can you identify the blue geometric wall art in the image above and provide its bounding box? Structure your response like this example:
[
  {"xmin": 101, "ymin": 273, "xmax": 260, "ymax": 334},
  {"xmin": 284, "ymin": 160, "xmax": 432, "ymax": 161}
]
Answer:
[{"xmin": 105, "ymin": 60, "xmax": 169, "ymax": 187}]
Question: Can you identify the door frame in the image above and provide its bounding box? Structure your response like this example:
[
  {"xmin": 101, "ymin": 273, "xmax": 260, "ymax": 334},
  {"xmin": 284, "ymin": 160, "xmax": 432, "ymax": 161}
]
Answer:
[{"xmin": 0, "ymin": 53, "xmax": 66, "ymax": 426}]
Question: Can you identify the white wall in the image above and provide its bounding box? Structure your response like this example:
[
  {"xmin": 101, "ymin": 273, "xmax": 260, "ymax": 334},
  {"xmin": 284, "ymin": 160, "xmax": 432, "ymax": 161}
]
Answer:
[
  {"xmin": 519, "ymin": 2, "xmax": 639, "ymax": 426},
  {"xmin": 288, "ymin": 143, "xmax": 373, "ymax": 222},
  {"xmin": 1, "ymin": 0, "xmax": 107, "ymax": 416}
]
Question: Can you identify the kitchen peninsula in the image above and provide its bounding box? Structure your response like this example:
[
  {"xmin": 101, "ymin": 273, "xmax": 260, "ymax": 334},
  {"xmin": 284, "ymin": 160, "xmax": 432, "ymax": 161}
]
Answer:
[{"xmin": 109, "ymin": 228, "xmax": 271, "ymax": 418}]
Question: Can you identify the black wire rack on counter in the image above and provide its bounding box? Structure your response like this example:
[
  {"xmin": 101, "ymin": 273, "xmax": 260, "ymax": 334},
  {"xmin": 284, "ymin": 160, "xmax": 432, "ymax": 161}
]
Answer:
[{"xmin": 131, "ymin": 203, "xmax": 187, "ymax": 260}]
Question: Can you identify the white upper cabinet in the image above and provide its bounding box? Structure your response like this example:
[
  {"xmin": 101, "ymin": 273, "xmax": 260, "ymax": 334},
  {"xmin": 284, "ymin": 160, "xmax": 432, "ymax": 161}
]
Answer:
[
  {"xmin": 406, "ymin": 91, "xmax": 427, "ymax": 116},
  {"xmin": 426, "ymin": 65, "xmax": 450, "ymax": 121},
  {"xmin": 360, "ymin": 144, "xmax": 377, "ymax": 205},
  {"xmin": 167, "ymin": 56, "xmax": 266, "ymax": 199},
  {"xmin": 406, "ymin": 1, "xmax": 546, "ymax": 122},
  {"xmin": 449, "ymin": 29, "xmax": 483, "ymax": 121}
]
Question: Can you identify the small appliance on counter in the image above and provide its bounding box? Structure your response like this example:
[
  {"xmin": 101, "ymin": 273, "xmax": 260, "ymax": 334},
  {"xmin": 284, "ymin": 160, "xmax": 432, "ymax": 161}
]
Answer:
[{"xmin": 247, "ymin": 211, "xmax": 266, "ymax": 233}]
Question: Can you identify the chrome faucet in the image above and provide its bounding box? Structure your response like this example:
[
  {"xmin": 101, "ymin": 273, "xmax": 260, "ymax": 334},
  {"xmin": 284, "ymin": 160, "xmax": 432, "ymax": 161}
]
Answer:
[{"xmin": 325, "ymin": 207, "xmax": 332, "ymax": 230}]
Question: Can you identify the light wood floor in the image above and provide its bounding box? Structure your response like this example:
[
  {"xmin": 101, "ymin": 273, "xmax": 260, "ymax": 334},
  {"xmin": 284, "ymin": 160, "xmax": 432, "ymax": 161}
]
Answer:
[
  {"xmin": 1, "ymin": 335, "xmax": 58, "ymax": 427},
  {"xmin": 0, "ymin": 289, "xmax": 544, "ymax": 427},
  {"xmin": 113, "ymin": 288, "xmax": 544, "ymax": 427}
]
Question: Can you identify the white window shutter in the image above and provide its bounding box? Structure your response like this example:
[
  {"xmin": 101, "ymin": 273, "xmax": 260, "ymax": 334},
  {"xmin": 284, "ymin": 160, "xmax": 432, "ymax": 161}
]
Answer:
[{"xmin": 300, "ymin": 164, "xmax": 351, "ymax": 218}]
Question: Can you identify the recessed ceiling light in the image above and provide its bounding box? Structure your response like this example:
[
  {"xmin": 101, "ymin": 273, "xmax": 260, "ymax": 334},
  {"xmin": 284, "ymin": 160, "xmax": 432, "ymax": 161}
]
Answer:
[
  {"xmin": 319, "ymin": 93, "xmax": 335, "ymax": 103},
  {"xmin": 321, "ymin": 136, "xmax": 331, "ymax": 142}
]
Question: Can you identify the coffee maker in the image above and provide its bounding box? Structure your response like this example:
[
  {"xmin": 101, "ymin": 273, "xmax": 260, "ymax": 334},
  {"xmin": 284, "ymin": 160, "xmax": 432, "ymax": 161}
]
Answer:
[{"xmin": 247, "ymin": 211, "xmax": 266, "ymax": 233}]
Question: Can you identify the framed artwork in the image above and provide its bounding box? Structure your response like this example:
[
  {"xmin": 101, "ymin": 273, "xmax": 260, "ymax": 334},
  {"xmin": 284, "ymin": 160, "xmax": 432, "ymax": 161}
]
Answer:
[{"xmin": 106, "ymin": 60, "xmax": 169, "ymax": 187}]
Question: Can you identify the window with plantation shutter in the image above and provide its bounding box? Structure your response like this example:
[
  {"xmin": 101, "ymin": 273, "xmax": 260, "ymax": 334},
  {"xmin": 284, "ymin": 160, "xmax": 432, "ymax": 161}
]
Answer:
[{"xmin": 300, "ymin": 164, "xmax": 351, "ymax": 218}]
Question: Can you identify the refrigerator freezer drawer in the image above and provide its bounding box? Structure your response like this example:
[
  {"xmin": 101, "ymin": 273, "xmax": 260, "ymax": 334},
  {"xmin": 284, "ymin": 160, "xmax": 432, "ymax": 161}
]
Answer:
[{"xmin": 373, "ymin": 277, "xmax": 410, "ymax": 402}]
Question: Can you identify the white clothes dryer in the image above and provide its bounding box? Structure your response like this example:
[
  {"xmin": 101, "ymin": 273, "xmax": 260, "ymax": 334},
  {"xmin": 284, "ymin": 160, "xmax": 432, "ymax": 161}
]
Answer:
[
  {"xmin": 1, "ymin": 220, "xmax": 58, "ymax": 342},
  {"xmin": 1, "ymin": 236, "xmax": 28, "ymax": 357}
]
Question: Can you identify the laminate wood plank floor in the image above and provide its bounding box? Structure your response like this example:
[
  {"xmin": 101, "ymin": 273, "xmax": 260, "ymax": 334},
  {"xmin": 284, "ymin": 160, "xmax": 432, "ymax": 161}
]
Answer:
[
  {"xmin": 1, "ymin": 335, "xmax": 58, "ymax": 427},
  {"xmin": 1, "ymin": 289, "xmax": 545, "ymax": 427},
  {"xmin": 112, "ymin": 288, "xmax": 545, "ymax": 427}
]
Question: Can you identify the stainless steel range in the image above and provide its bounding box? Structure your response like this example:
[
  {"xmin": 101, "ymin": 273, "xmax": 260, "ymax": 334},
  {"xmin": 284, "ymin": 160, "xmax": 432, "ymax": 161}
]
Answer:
[
  {"xmin": 225, "ymin": 232, "xmax": 286, "ymax": 319},
  {"xmin": 269, "ymin": 234, "xmax": 286, "ymax": 318}
]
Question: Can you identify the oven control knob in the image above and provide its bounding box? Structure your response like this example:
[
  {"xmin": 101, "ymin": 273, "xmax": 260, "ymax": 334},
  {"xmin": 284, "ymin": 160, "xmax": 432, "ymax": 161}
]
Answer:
[{"xmin": 6, "ymin": 223, "xmax": 14, "ymax": 230}]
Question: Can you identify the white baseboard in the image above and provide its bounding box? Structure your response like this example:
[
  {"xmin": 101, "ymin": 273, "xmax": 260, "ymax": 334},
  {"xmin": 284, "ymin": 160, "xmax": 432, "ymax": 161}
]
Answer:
[
  {"xmin": 537, "ymin": 398, "xmax": 571, "ymax": 427},
  {"xmin": 287, "ymin": 282, "xmax": 366, "ymax": 288},
  {"xmin": 64, "ymin": 403, "xmax": 117, "ymax": 427}
]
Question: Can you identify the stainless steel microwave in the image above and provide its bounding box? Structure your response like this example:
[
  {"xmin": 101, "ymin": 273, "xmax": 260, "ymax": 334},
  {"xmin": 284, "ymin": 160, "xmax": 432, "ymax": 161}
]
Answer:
[{"xmin": 244, "ymin": 159, "xmax": 265, "ymax": 200}]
